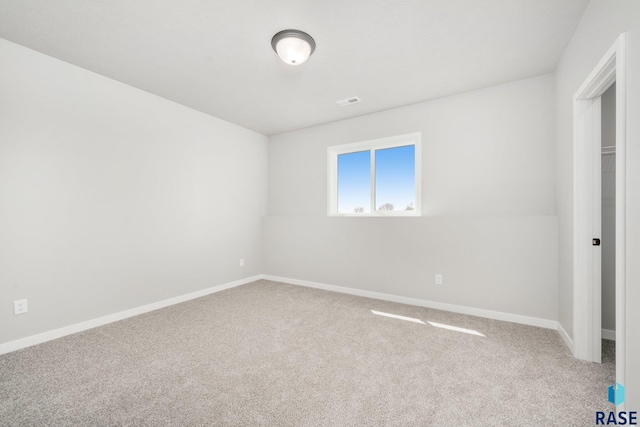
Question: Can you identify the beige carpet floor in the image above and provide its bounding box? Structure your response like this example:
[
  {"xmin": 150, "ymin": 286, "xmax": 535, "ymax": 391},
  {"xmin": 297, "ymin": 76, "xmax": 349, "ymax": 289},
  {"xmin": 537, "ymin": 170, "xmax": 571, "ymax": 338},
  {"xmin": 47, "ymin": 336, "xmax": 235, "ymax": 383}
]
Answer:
[{"xmin": 0, "ymin": 280, "xmax": 615, "ymax": 426}]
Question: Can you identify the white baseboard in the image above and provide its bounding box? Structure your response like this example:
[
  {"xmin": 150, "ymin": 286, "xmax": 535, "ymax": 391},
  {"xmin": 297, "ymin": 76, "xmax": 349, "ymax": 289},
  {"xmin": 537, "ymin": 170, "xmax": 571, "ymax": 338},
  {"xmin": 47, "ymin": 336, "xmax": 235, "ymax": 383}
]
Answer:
[
  {"xmin": 602, "ymin": 328, "xmax": 616, "ymax": 341},
  {"xmin": 0, "ymin": 275, "xmax": 262, "ymax": 355},
  {"xmin": 557, "ymin": 322, "xmax": 575, "ymax": 355},
  {"xmin": 262, "ymin": 275, "xmax": 558, "ymax": 330},
  {"xmin": 2, "ymin": 274, "xmax": 573, "ymax": 356}
]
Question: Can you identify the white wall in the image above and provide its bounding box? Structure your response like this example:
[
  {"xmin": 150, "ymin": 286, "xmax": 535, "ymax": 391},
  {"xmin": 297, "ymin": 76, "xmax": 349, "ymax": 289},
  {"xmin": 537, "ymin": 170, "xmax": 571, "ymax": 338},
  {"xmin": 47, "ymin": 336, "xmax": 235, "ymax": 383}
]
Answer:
[
  {"xmin": 601, "ymin": 84, "xmax": 616, "ymax": 333},
  {"xmin": 266, "ymin": 75, "xmax": 558, "ymax": 322},
  {"xmin": 0, "ymin": 39, "xmax": 268, "ymax": 345},
  {"xmin": 555, "ymin": 0, "xmax": 640, "ymax": 410}
]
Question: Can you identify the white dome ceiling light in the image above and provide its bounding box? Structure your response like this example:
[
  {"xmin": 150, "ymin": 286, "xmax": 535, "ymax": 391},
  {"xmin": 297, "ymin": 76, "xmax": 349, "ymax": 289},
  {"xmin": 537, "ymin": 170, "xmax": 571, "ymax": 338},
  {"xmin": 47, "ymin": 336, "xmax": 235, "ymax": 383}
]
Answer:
[{"xmin": 271, "ymin": 29, "xmax": 316, "ymax": 66}]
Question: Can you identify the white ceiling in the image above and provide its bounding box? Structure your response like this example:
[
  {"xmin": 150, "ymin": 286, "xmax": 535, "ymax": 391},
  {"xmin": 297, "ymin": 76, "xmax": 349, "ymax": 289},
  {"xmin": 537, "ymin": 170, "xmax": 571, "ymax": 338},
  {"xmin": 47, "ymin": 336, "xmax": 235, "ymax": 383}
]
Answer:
[{"xmin": 0, "ymin": 0, "xmax": 589, "ymax": 136}]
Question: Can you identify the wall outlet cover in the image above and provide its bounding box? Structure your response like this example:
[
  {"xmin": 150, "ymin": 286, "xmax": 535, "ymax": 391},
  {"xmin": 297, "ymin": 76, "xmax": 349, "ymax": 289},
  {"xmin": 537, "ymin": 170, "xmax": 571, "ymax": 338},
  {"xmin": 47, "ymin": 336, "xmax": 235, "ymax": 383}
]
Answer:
[{"xmin": 14, "ymin": 299, "xmax": 28, "ymax": 315}]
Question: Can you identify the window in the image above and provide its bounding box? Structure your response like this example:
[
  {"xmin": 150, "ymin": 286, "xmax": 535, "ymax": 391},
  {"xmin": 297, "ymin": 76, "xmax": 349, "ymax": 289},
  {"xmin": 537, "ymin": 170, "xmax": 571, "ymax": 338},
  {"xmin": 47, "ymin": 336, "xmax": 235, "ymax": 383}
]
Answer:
[{"xmin": 328, "ymin": 133, "xmax": 421, "ymax": 216}]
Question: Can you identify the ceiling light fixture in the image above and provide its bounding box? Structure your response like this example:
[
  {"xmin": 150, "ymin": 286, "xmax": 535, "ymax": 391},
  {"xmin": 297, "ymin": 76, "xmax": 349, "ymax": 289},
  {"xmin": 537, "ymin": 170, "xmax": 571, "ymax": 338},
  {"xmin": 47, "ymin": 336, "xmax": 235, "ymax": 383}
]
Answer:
[{"xmin": 271, "ymin": 29, "xmax": 316, "ymax": 66}]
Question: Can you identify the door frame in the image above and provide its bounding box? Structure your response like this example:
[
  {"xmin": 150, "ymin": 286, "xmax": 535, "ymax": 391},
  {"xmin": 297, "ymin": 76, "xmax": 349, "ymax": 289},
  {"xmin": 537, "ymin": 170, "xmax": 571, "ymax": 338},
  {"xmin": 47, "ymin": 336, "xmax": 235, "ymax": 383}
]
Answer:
[{"xmin": 573, "ymin": 32, "xmax": 626, "ymax": 401}]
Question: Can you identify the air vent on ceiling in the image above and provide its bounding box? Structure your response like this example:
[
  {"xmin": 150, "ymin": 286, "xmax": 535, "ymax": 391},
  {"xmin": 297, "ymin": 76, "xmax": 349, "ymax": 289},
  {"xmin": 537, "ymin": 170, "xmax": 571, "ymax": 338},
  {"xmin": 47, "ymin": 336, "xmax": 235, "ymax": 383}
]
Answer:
[{"xmin": 336, "ymin": 96, "xmax": 361, "ymax": 107}]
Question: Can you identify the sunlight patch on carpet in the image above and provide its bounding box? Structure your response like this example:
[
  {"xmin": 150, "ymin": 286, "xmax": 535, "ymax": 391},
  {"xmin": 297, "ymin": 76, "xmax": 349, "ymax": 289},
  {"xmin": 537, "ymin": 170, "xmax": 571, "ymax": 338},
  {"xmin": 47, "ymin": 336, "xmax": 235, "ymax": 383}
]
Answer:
[
  {"xmin": 370, "ymin": 310, "xmax": 426, "ymax": 324},
  {"xmin": 427, "ymin": 321, "xmax": 485, "ymax": 337}
]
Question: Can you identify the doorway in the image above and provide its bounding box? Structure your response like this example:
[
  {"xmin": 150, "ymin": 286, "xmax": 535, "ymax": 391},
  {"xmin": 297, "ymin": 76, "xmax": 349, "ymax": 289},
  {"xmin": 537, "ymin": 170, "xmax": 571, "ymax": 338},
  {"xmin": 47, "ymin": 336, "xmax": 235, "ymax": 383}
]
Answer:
[
  {"xmin": 572, "ymin": 33, "xmax": 626, "ymax": 408},
  {"xmin": 600, "ymin": 83, "xmax": 616, "ymax": 363}
]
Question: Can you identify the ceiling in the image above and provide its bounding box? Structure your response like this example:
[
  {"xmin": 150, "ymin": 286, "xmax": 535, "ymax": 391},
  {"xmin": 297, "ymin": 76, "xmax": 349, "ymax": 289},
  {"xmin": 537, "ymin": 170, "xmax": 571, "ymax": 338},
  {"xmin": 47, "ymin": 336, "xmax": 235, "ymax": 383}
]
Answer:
[{"xmin": 0, "ymin": 0, "xmax": 589, "ymax": 136}]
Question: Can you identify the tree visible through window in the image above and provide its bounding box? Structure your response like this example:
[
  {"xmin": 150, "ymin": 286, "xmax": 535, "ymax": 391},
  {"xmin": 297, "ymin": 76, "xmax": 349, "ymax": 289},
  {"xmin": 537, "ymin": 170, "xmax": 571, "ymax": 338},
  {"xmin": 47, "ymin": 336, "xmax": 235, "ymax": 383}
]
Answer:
[{"xmin": 328, "ymin": 133, "xmax": 421, "ymax": 216}]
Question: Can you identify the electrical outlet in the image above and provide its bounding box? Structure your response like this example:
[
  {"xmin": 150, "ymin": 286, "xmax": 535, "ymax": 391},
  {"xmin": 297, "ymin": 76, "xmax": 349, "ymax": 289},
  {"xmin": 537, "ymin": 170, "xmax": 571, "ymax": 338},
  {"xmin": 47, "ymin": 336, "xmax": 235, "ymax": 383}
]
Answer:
[
  {"xmin": 239, "ymin": 258, "xmax": 245, "ymax": 267},
  {"xmin": 14, "ymin": 299, "xmax": 28, "ymax": 315},
  {"xmin": 435, "ymin": 274, "xmax": 443, "ymax": 285}
]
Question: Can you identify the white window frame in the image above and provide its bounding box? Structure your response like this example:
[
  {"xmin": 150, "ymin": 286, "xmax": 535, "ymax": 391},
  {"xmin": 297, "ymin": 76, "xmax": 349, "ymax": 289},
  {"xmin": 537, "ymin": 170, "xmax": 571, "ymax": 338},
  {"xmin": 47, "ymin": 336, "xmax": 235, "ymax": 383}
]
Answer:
[{"xmin": 327, "ymin": 132, "xmax": 422, "ymax": 216}]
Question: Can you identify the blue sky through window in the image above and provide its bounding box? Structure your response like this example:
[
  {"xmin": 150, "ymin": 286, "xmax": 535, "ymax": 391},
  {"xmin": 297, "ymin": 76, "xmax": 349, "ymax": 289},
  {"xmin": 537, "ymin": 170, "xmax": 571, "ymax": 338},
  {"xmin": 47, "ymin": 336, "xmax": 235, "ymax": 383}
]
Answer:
[
  {"xmin": 375, "ymin": 145, "xmax": 415, "ymax": 211},
  {"xmin": 337, "ymin": 150, "xmax": 370, "ymax": 213},
  {"xmin": 337, "ymin": 145, "xmax": 415, "ymax": 213}
]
